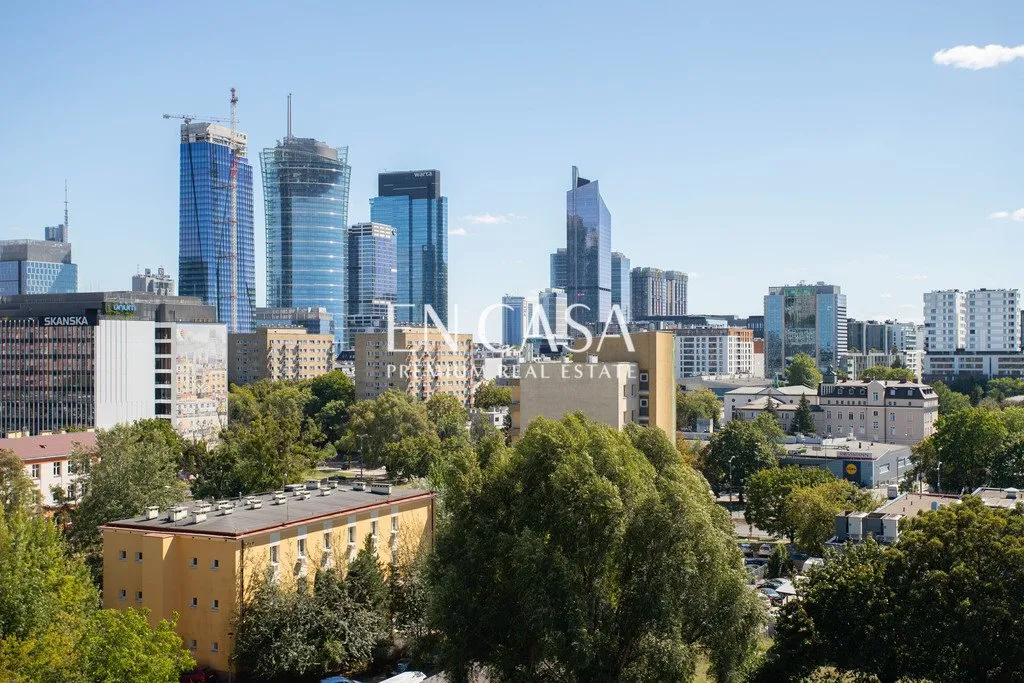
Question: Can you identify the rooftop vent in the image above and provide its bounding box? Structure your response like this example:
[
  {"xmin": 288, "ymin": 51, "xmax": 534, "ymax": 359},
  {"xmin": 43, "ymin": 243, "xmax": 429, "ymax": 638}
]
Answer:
[
  {"xmin": 284, "ymin": 483, "xmax": 303, "ymax": 493},
  {"xmin": 1006, "ymin": 487, "xmax": 1019, "ymax": 500},
  {"xmin": 191, "ymin": 510, "xmax": 207, "ymax": 524},
  {"xmin": 145, "ymin": 505, "xmax": 160, "ymax": 520},
  {"xmin": 370, "ymin": 482, "xmax": 393, "ymax": 495},
  {"xmin": 272, "ymin": 491, "xmax": 287, "ymax": 505},
  {"xmin": 351, "ymin": 481, "xmax": 367, "ymax": 492},
  {"xmin": 319, "ymin": 486, "xmax": 332, "ymax": 497},
  {"xmin": 218, "ymin": 501, "xmax": 234, "ymax": 516},
  {"xmin": 167, "ymin": 505, "xmax": 187, "ymax": 522},
  {"xmin": 305, "ymin": 480, "xmax": 320, "ymax": 490}
]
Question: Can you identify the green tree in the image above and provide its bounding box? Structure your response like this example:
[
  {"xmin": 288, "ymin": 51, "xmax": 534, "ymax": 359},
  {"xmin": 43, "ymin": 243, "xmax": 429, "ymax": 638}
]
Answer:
[
  {"xmin": 931, "ymin": 380, "xmax": 972, "ymax": 415},
  {"xmin": 0, "ymin": 449, "xmax": 39, "ymax": 515},
  {"xmin": 744, "ymin": 466, "xmax": 837, "ymax": 542},
  {"xmin": 305, "ymin": 370, "xmax": 355, "ymax": 416},
  {"xmin": 474, "ymin": 380, "xmax": 513, "ymax": 410},
  {"xmin": 426, "ymin": 392, "xmax": 468, "ymax": 441},
  {"xmin": 916, "ymin": 407, "xmax": 1008, "ymax": 492},
  {"xmin": 82, "ymin": 608, "xmax": 194, "ymax": 683},
  {"xmin": 347, "ymin": 535, "xmax": 390, "ymax": 614},
  {"xmin": 991, "ymin": 434, "xmax": 1024, "ymax": 488},
  {"xmin": 68, "ymin": 421, "xmax": 189, "ymax": 564},
  {"xmin": 988, "ymin": 377, "xmax": 1024, "ymax": 399},
  {"xmin": 785, "ymin": 480, "xmax": 875, "ymax": 555},
  {"xmin": 765, "ymin": 544, "xmax": 793, "ymax": 580},
  {"xmin": 789, "ymin": 394, "xmax": 817, "ymax": 435},
  {"xmin": 342, "ymin": 391, "xmax": 432, "ymax": 471},
  {"xmin": 859, "ymin": 365, "xmax": 916, "ymax": 382},
  {"xmin": 701, "ymin": 414, "xmax": 783, "ymax": 499},
  {"xmin": 676, "ymin": 386, "xmax": 722, "ymax": 430},
  {"xmin": 761, "ymin": 497, "xmax": 1024, "ymax": 682},
  {"xmin": 429, "ymin": 414, "xmax": 765, "ymax": 682},
  {"xmin": 784, "ymin": 353, "xmax": 823, "ymax": 388}
]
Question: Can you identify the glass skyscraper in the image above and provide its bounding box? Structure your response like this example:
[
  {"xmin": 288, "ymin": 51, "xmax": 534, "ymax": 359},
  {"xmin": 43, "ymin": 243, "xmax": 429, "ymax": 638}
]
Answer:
[
  {"xmin": 501, "ymin": 294, "xmax": 528, "ymax": 346},
  {"xmin": 565, "ymin": 166, "xmax": 611, "ymax": 330},
  {"xmin": 178, "ymin": 122, "xmax": 255, "ymax": 333},
  {"xmin": 261, "ymin": 124, "xmax": 351, "ymax": 350},
  {"xmin": 764, "ymin": 283, "xmax": 847, "ymax": 380},
  {"xmin": 0, "ymin": 227, "xmax": 77, "ymax": 296},
  {"xmin": 346, "ymin": 222, "xmax": 397, "ymax": 346},
  {"xmin": 549, "ymin": 248, "xmax": 567, "ymax": 290},
  {"xmin": 370, "ymin": 170, "xmax": 448, "ymax": 326},
  {"xmin": 611, "ymin": 251, "xmax": 630, "ymax": 321}
]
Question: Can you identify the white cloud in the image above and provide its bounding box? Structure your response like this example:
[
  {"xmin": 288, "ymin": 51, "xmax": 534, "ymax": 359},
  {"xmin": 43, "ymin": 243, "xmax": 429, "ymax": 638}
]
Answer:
[
  {"xmin": 448, "ymin": 227, "xmax": 467, "ymax": 236},
  {"xmin": 933, "ymin": 44, "xmax": 1024, "ymax": 70},
  {"xmin": 461, "ymin": 212, "xmax": 524, "ymax": 225},
  {"xmin": 880, "ymin": 293, "xmax": 893, "ymax": 299},
  {"xmin": 989, "ymin": 208, "xmax": 1024, "ymax": 221}
]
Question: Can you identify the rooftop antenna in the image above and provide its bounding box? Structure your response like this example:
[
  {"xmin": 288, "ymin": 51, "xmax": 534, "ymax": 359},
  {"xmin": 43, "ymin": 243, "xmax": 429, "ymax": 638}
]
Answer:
[
  {"xmin": 287, "ymin": 93, "xmax": 293, "ymax": 139},
  {"xmin": 63, "ymin": 180, "xmax": 69, "ymax": 241}
]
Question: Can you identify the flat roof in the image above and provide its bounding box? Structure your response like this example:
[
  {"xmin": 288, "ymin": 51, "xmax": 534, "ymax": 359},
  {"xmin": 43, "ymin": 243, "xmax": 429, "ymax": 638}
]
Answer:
[
  {"xmin": 0, "ymin": 431, "xmax": 97, "ymax": 462},
  {"xmin": 725, "ymin": 385, "xmax": 814, "ymax": 395},
  {"xmin": 876, "ymin": 492, "xmax": 961, "ymax": 517},
  {"xmin": 101, "ymin": 485, "xmax": 434, "ymax": 538},
  {"xmin": 971, "ymin": 487, "xmax": 1022, "ymax": 509},
  {"xmin": 783, "ymin": 440, "xmax": 909, "ymax": 461}
]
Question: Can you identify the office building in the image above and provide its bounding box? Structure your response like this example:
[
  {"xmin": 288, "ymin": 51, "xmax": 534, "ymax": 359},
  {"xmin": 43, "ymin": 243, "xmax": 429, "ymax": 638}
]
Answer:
[
  {"xmin": 513, "ymin": 359, "xmax": 640, "ymax": 437},
  {"xmin": 1, "ymin": 431, "xmax": 97, "ymax": 507},
  {"xmin": 565, "ymin": 167, "xmax": 611, "ymax": 330},
  {"xmin": 763, "ymin": 283, "xmax": 847, "ymax": 379},
  {"xmin": 255, "ymin": 306, "xmax": 334, "ymax": 338},
  {"xmin": 0, "ymin": 292, "xmax": 227, "ymax": 443},
  {"xmin": 261, "ymin": 103, "xmax": 351, "ymax": 350},
  {"xmin": 534, "ymin": 288, "xmax": 568, "ymax": 339},
  {"xmin": 354, "ymin": 327, "xmax": 474, "ymax": 405},
  {"xmin": 101, "ymin": 484, "xmax": 435, "ymax": 676},
  {"xmin": 781, "ymin": 439, "xmax": 913, "ymax": 489},
  {"xmin": 630, "ymin": 268, "xmax": 688, "ymax": 319},
  {"xmin": 177, "ymin": 120, "xmax": 256, "ymax": 333},
  {"xmin": 501, "ymin": 295, "xmax": 530, "ymax": 346},
  {"xmin": 674, "ymin": 327, "xmax": 758, "ymax": 379},
  {"xmin": 847, "ymin": 319, "xmax": 891, "ymax": 353},
  {"xmin": 817, "ymin": 380, "xmax": 938, "ymax": 445},
  {"xmin": 840, "ymin": 350, "xmax": 924, "ymax": 383},
  {"xmin": 132, "ymin": 267, "xmax": 175, "ymax": 296},
  {"xmin": 923, "ymin": 289, "xmax": 1023, "ymax": 380},
  {"xmin": 370, "ymin": 170, "xmax": 447, "ymax": 326},
  {"xmin": 611, "ymin": 252, "xmax": 631, "ymax": 321},
  {"xmin": 228, "ymin": 327, "xmax": 334, "ymax": 385},
  {"xmin": 346, "ymin": 222, "xmax": 397, "ymax": 345},
  {"xmin": 723, "ymin": 385, "xmax": 818, "ymax": 421},
  {"xmin": 0, "ymin": 227, "xmax": 77, "ymax": 296},
  {"xmin": 549, "ymin": 248, "xmax": 567, "ymax": 289}
]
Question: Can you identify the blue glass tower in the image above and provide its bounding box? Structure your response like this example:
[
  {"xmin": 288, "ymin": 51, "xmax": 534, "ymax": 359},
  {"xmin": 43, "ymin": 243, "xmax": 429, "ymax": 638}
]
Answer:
[
  {"xmin": 763, "ymin": 283, "xmax": 847, "ymax": 380},
  {"xmin": 178, "ymin": 122, "xmax": 256, "ymax": 333},
  {"xmin": 370, "ymin": 170, "xmax": 448, "ymax": 326},
  {"xmin": 346, "ymin": 222, "xmax": 397, "ymax": 346},
  {"xmin": 261, "ymin": 112, "xmax": 350, "ymax": 349},
  {"xmin": 611, "ymin": 252, "xmax": 630, "ymax": 321},
  {"xmin": 502, "ymin": 295, "xmax": 527, "ymax": 346},
  {"xmin": 565, "ymin": 166, "xmax": 611, "ymax": 330}
]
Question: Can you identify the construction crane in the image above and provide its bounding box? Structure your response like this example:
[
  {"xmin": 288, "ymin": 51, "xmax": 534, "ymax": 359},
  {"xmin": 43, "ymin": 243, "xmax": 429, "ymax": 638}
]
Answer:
[
  {"xmin": 162, "ymin": 113, "xmax": 230, "ymax": 125},
  {"xmin": 228, "ymin": 87, "xmax": 240, "ymax": 334}
]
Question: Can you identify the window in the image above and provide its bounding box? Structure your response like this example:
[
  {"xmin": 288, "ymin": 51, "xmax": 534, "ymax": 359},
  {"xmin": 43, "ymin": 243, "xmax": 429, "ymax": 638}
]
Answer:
[
  {"xmin": 371, "ymin": 520, "xmax": 378, "ymax": 539},
  {"xmin": 348, "ymin": 526, "xmax": 356, "ymax": 544},
  {"xmin": 640, "ymin": 398, "xmax": 648, "ymax": 408},
  {"xmin": 872, "ymin": 392, "xmax": 879, "ymax": 401},
  {"xmin": 859, "ymin": 412, "xmax": 864, "ymax": 420},
  {"xmin": 68, "ymin": 461, "xmax": 77, "ymax": 474},
  {"xmin": 211, "ymin": 642, "xmax": 219, "ymax": 654},
  {"xmin": 827, "ymin": 425, "xmax": 832, "ymax": 434},
  {"xmin": 30, "ymin": 464, "xmax": 39, "ymax": 479},
  {"xmin": 889, "ymin": 413, "xmax": 895, "ymax": 421},
  {"xmin": 848, "ymin": 413, "xmax": 854, "ymax": 421},
  {"xmin": 189, "ymin": 557, "xmax": 198, "ymax": 568},
  {"xmin": 118, "ymin": 589, "xmax": 126, "ymax": 600},
  {"xmin": 66, "ymin": 484, "xmax": 75, "ymax": 499},
  {"xmin": 190, "ymin": 597, "xmax": 198, "ymax": 608},
  {"xmin": 324, "ymin": 532, "xmax": 332, "ymax": 550},
  {"xmin": 188, "ymin": 640, "xmax": 197, "ymax": 651},
  {"xmin": 297, "ymin": 538, "xmax": 306, "ymax": 558},
  {"xmin": 873, "ymin": 421, "xmax": 879, "ymax": 430},
  {"xmin": 135, "ymin": 591, "xmax": 143, "ymax": 602},
  {"xmin": 211, "ymin": 599, "xmax": 219, "ymax": 611},
  {"xmin": 269, "ymin": 545, "xmax": 279, "ymax": 564},
  {"xmin": 118, "ymin": 550, "xmax": 127, "ymax": 561},
  {"xmin": 826, "ymin": 411, "xmax": 832, "ymax": 419},
  {"xmin": 52, "ymin": 461, "xmax": 61, "ymax": 477},
  {"xmin": 391, "ymin": 516, "xmax": 399, "ymax": 533},
  {"xmin": 135, "ymin": 552, "xmax": 143, "ymax": 563},
  {"xmin": 873, "ymin": 410, "xmax": 879, "ymax": 417},
  {"xmin": 211, "ymin": 559, "xmax": 220, "ymax": 570}
]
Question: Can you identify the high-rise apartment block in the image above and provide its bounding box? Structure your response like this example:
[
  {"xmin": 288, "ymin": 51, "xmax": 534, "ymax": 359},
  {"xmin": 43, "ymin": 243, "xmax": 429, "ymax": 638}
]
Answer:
[
  {"xmin": 228, "ymin": 327, "xmax": 334, "ymax": 385},
  {"xmin": 565, "ymin": 167, "xmax": 611, "ymax": 330},
  {"xmin": 549, "ymin": 248, "xmax": 567, "ymax": 290},
  {"xmin": 611, "ymin": 252, "xmax": 631, "ymax": 321},
  {"xmin": 177, "ymin": 121, "xmax": 255, "ymax": 333},
  {"xmin": 0, "ymin": 225, "xmax": 77, "ymax": 296},
  {"xmin": 370, "ymin": 171, "xmax": 448, "ymax": 326},
  {"xmin": 923, "ymin": 289, "xmax": 1023, "ymax": 380},
  {"xmin": 0, "ymin": 292, "xmax": 227, "ymax": 443},
  {"xmin": 674, "ymin": 327, "xmax": 758, "ymax": 379},
  {"xmin": 261, "ymin": 106, "xmax": 351, "ymax": 350},
  {"xmin": 630, "ymin": 267, "xmax": 688, "ymax": 319},
  {"xmin": 889, "ymin": 322, "xmax": 925, "ymax": 352},
  {"xmin": 132, "ymin": 267, "xmax": 175, "ymax": 296},
  {"xmin": 764, "ymin": 283, "xmax": 847, "ymax": 378},
  {"xmin": 354, "ymin": 328, "xmax": 474, "ymax": 405},
  {"xmin": 346, "ymin": 222, "xmax": 397, "ymax": 345}
]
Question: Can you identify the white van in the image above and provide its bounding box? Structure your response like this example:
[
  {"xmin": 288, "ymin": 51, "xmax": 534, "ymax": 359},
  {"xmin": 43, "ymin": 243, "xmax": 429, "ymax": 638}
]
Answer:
[{"xmin": 380, "ymin": 673, "xmax": 427, "ymax": 683}]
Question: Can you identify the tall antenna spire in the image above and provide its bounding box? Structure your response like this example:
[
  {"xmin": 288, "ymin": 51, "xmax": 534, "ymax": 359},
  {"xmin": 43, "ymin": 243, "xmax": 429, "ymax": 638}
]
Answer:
[
  {"xmin": 63, "ymin": 179, "xmax": 69, "ymax": 241},
  {"xmin": 287, "ymin": 93, "xmax": 292, "ymax": 139}
]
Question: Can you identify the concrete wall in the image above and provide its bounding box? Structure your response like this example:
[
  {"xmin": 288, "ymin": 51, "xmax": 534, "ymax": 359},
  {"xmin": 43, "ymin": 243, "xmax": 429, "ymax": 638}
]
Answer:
[{"xmin": 93, "ymin": 319, "xmax": 155, "ymax": 428}]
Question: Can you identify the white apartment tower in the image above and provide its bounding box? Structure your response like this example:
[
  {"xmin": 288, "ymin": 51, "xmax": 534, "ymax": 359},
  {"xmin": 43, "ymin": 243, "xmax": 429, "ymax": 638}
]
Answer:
[
  {"xmin": 924, "ymin": 290, "xmax": 966, "ymax": 352},
  {"xmin": 924, "ymin": 289, "xmax": 1020, "ymax": 353}
]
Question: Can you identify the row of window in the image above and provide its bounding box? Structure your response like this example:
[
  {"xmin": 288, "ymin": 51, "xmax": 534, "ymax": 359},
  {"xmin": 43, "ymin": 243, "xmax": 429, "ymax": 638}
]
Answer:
[{"xmin": 27, "ymin": 461, "xmax": 74, "ymax": 478}]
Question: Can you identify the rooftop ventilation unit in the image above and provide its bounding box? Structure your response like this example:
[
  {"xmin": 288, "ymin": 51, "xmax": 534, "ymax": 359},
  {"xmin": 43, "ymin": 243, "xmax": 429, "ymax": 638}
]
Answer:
[
  {"xmin": 218, "ymin": 501, "xmax": 234, "ymax": 515},
  {"xmin": 272, "ymin": 491, "xmax": 287, "ymax": 505},
  {"xmin": 319, "ymin": 486, "xmax": 332, "ymax": 497},
  {"xmin": 145, "ymin": 505, "xmax": 160, "ymax": 520},
  {"xmin": 370, "ymin": 482, "xmax": 393, "ymax": 495},
  {"xmin": 351, "ymin": 481, "xmax": 366, "ymax": 492},
  {"xmin": 191, "ymin": 511, "xmax": 207, "ymax": 524},
  {"xmin": 1006, "ymin": 487, "xmax": 1019, "ymax": 500},
  {"xmin": 167, "ymin": 505, "xmax": 187, "ymax": 522}
]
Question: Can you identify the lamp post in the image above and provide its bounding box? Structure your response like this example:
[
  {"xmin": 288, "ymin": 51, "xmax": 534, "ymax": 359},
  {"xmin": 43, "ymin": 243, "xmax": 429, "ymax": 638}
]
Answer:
[
  {"xmin": 936, "ymin": 460, "xmax": 942, "ymax": 492},
  {"xmin": 357, "ymin": 434, "xmax": 368, "ymax": 480},
  {"xmin": 728, "ymin": 455, "xmax": 736, "ymax": 505}
]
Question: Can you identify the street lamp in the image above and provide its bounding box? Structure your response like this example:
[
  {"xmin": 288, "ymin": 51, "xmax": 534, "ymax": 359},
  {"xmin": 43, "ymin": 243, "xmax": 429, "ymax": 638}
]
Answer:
[
  {"xmin": 728, "ymin": 455, "xmax": 736, "ymax": 505},
  {"xmin": 936, "ymin": 460, "xmax": 943, "ymax": 492},
  {"xmin": 357, "ymin": 434, "xmax": 368, "ymax": 479}
]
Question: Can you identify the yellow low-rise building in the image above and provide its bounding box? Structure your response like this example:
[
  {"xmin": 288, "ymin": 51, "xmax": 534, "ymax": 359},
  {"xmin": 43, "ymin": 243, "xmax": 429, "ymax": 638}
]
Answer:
[{"xmin": 100, "ymin": 483, "xmax": 435, "ymax": 674}]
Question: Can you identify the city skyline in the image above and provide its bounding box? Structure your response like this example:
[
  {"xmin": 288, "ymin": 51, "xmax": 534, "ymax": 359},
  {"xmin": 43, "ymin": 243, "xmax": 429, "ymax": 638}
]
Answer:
[{"xmin": 3, "ymin": 4, "xmax": 1024, "ymax": 339}]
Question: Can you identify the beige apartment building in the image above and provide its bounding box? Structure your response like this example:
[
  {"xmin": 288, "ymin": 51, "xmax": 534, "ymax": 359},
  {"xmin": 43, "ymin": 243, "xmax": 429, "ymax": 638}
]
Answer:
[
  {"xmin": 511, "ymin": 360, "xmax": 639, "ymax": 438},
  {"xmin": 354, "ymin": 327, "xmax": 475, "ymax": 405},
  {"xmin": 228, "ymin": 327, "xmax": 335, "ymax": 386},
  {"xmin": 817, "ymin": 379, "xmax": 938, "ymax": 445}
]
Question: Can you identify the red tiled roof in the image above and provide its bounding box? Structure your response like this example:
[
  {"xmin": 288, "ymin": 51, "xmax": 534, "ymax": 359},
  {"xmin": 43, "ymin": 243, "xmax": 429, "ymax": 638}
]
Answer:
[{"xmin": 0, "ymin": 432, "xmax": 98, "ymax": 462}]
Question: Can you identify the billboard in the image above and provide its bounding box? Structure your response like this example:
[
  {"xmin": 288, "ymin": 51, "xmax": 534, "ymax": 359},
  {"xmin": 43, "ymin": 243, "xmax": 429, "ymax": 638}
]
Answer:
[{"xmin": 172, "ymin": 323, "xmax": 228, "ymax": 443}]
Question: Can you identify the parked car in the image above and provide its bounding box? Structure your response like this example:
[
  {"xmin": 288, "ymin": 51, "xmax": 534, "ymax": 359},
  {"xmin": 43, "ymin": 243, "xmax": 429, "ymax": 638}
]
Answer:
[
  {"xmin": 744, "ymin": 557, "xmax": 768, "ymax": 567},
  {"xmin": 380, "ymin": 673, "xmax": 427, "ymax": 683},
  {"xmin": 757, "ymin": 543, "xmax": 774, "ymax": 557},
  {"xmin": 738, "ymin": 542, "xmax": 754, "ymax": 557},
  {"xmin": 181, "ymin": 669, "xmax": 218, "ymax": 683},
  {"xmin": 320, "ymin": 677, "xmax": 361, "ymax": 683},
  {"xmin": 762, "ymin": 578, "xmax": 787, "ymax": 590}
]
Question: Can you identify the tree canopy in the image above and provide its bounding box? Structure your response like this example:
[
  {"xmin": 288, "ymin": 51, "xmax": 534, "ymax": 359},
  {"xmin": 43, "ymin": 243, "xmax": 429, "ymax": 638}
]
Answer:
[
  {"xmin": 0, "ymin": 449, "xmax": 39, "ymax": 515},
  {"xmin": 931, "ymin": 380, "xmax": 972, "ymax": 415},
  {"xmin": 858, "ymin": 365, "xmax": 916, "ymax": 382},
  {"xmin": 700, "ymin": 413, "xmax": 783, "ymax": 498},
  {"xmin": 784, "ymin": 353, "xmax": 822, "ymax": 388},
  {"xmin": 429, "ymin": 414, "xmax": 765, "ymax": 682},
  {"xmin": 789, "ymin": 394, "xmax": 816, "ymax": 435},
  {"xmin": 676, "ymin": 387, "xmax": 722, "ymax": 430},
  {"xmin": 784, "ymin": 479, "xmax": 875, "ymax": 555},
  {"xmin": 759, "ymin": 497, "xmax": 1024, "ymax": 682},
  {"xmin": 474, "ymin": 380, "xmax": 513, "ymax": 410},
  {"xmin": 744, "ymin": 466, "xmax": 837, "ymax": 541}
]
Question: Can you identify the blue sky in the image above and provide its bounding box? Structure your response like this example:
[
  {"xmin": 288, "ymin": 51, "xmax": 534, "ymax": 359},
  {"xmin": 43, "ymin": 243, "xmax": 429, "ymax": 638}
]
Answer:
[{"xmin": 2, "ymin": 1, "xmax": 1023, "ymax": 336}]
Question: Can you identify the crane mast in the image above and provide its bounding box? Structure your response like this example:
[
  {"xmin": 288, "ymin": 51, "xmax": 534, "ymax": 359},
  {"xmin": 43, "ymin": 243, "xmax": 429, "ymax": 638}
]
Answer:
[{"xmin": 228, "ymin": 87, "xmax": 239, "ymax": 333}]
